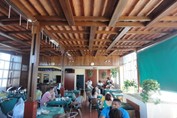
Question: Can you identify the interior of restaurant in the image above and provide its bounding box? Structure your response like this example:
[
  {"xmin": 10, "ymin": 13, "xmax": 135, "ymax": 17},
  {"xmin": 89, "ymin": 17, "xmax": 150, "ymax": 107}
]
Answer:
[{"xmin": 1, "ymin": 0, "xmax": 177, "ymax": 118}]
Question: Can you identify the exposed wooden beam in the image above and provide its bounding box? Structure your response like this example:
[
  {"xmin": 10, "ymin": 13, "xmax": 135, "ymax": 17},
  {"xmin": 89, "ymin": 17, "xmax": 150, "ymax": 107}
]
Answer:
[
  {"xmin": 138, "ymin": 31, "xmax": 177, "ymax": 51},
  {"xmin": 116, "ymin": 22, "xmax": 144, "ymax": 27},
  {"xmin": 35, "ymin": 16, "xmax": 150, "ymax": 22},
  {"xmin": 94, "ymin": 50, "xmax": 99, "ymax": 57},
  {"xmin": 59, "ymin": 0, "xmax": 75, "ymax": 25},
  {"xmin": 89, "ymin": 26, "xmax": 97, "ymax": 50},
  {"xmin": 0, "ymin": 31, "xmax": 29, "ymax": 45},
  {"xmin": 127, "ymin": 31, "xmax": 168, "ymax": 34},
  {"xmin": 5, "ymin": 30, "xmax": 31, "ymax": 34},
  {"xmin": 49, "ymin": 30, "xmax": 89, "ymax": 34},
  {"xmin": 35, "ymin": 16, "xmax": 66, "ymax": 21},
  {"xmin": 6, "ymin": 0, "xmax": 35, "ymax": 21},
  {"xmin": 152, "ymin": 22, "xmax": 177, "ymax": 27},
  {"xmin": 108, "ymin": 50, "xmax": 118, "ymax": 57},
  {"xmin": 96, "ymin": 31, "xmax": 117, "ymax": 34},
  {"xmin": 0, "ymin": 42, "xmax": 20, "ymax": 50},
  {"xmin": 109, "ymin": 0, "xmax": 128, "ymax": 26},
  {"xmin": 160, "ymin": 16, "xmax": 177, "ymax": 21},
  {"xmin": 147, "ymin": 1, "xmax": 177, "ymax": 26},
  {"xmin": 80, "ymin": 50, "xmax": 84, "ymax": 56},
  {"xmin": 106, "ymin": 27, "xmax": 131, "ymax": 51},
  {"xmin": 118, "ymin": 16, "xmax": 150, "ymax": 22},
  {"xmin": 40, "ymin": 21, "xmax": 144, "ymax": 27}
]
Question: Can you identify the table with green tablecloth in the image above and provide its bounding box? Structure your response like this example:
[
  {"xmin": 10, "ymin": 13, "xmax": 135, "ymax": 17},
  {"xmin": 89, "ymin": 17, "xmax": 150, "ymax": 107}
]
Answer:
[
  {"xmin": 47, "ymin": 98, "xmax": 71, "ymax": 107},
  {"xmin": 0, "ymin": 98, "xmax": 18, "ymax": 115},
  {"xmin": 37, "ymin": 107, "xmax": 65, "ymax": 118},
  {"xmin": 103, "ymin": 89, "xmax": 122, "ymax": 95}
]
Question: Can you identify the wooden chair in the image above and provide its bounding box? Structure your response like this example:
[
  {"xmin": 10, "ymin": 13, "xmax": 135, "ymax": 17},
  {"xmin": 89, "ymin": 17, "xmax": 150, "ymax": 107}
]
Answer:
[{"xmin": 89, "ymin": 98, "xmax": 99, "ymax": 112}]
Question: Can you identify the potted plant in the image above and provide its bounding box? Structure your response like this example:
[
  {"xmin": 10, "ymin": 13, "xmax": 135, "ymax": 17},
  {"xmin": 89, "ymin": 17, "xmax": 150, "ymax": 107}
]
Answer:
[
  {"xmin": 123, "ymin": 80, "xmax": 137, "ymax": 93},
  {"xmin": 140, "ymin": 79, "xmax": 160, "ymax": 104}
]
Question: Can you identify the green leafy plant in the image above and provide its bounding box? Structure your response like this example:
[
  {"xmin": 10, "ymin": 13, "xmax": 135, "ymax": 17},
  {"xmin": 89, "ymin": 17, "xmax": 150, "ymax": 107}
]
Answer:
[
  {"xmin": 101, "ymin": 71, "xmax": 106, "ymax": 79},
  {"xmin": 111, "ymin": 68, "xmax": 118, "ymax": 78},
  {"xmin": 124, "ymin": 80, "xmax": 137, "ymax": 91},
  {"xmin": 88, "ymin": 70, "xmax": 93, "ymax": 77},
  {"xmin": 140, "ymin": 79, "xmax": 160, "ymax": 104}
]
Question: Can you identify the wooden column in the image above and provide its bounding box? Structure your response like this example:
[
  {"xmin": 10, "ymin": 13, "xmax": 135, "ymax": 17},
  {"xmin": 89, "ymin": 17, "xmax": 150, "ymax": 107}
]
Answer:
[{"xmin": 24, "ymin": 23, "xmax": 41, "ymax": 118}]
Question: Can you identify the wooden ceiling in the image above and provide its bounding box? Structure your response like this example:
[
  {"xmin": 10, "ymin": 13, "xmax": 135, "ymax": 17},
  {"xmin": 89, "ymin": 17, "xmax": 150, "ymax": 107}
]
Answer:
[{"xmin": 1, "ymin": 0, "xmax": 177, "ymax": 58}]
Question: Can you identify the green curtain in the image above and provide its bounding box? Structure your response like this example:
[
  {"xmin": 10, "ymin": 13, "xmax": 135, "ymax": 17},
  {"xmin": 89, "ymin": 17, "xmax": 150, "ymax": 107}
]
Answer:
[{"xmin": 137, "ymin": 36, "xmax": 177, "ymax": 92}]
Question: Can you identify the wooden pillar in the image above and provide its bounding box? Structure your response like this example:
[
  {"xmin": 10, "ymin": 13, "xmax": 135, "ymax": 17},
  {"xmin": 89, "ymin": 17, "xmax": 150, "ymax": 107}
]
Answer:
[
  {"xmin": 60, "ymin": 51, "xmax": 65, "ymax": 97},
  {"xmin": 24, "ymin": 23, "xmax": 41, "ymax": 118}
]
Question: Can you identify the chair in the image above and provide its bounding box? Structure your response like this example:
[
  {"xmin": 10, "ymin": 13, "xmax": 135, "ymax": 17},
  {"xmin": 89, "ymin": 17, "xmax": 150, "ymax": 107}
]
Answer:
[{"xmin": 89, "ymin": 98, "xmax": 99, "ymax": 112}]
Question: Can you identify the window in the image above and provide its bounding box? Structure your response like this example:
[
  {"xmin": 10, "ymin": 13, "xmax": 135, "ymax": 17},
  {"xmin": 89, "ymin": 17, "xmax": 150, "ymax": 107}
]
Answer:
[
  {"xmin": 0, "ymin": 53, "xmax": 11, "ymax": 91},
  {"xmin": 0, "ymin": 53, "xmax": 22, "ymax": 91},
  {"xmin": 120, "ymin": 52, "xmax": 138, "ymax": 89}
]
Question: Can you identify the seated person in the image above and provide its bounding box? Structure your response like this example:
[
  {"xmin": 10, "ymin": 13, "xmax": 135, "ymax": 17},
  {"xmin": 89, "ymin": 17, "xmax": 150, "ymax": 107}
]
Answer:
[
  {"xmin": 100, "ymin": 98, "xmax": 130, "ymax": 118},
  {"xmin": 109, "ymin": 108, "xmax": 122, "ymax": 118},
  {"xmin": 91, "ymin": 87, "xmax": 98, "ymax": 98},
  {"xmin": 70, "ymin": 92, "xmax": 83, "ymax": 108},
  {"xmin": 100, "ymin": 93, "xmax": 113, "ymax": 108},
  {"xmin": 105, "ymin": 77, "xmax": 114, "ymax": 89},
  {"xmin": 36, "ymin": 87, "xmax": 42, "ymax": 101},
  {"xmin": 40, "ymin": 87, "xmax": 55, "ymax": 106}
]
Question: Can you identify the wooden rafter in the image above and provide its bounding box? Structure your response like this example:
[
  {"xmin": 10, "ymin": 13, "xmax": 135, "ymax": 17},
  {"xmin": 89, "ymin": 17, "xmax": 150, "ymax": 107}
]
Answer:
[
  {"xmin": 147, "ymin": 1, "xmax": 177, "ymax": 26},
  {"xmin": 94, "ymin": 50, "xmax": 99, "ymax": 57},
  {"xmin": 106, "ymin": 27, "xmax": 131, "ymax": 51},
  {"xmin": 89, "ymin": 26, "xmax": 96, "ymax": 50},
  {"xmin": 59, "ymin": 0, "xmax": 75, "ymax": 25},
  {"xmin": 108, "ymin": 50, "xmax": 117, "ymax": 57},
  {"xmin": 40, "ymin": 21, "xmax": 144, "ymax": 27},
  {"xmin": 109, "ymin": 0, "xmax": 128, "ymax": 26}
]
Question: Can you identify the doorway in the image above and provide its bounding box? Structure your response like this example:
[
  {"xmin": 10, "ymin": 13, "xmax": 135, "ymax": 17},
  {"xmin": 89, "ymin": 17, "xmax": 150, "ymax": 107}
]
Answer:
[{"xmin": 76, "ymin": 75, "xmax": 84, "ymax": 90}]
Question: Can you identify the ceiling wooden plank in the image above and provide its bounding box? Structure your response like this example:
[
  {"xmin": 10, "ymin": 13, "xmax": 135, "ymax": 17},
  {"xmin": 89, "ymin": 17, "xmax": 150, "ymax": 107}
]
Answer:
[
  {"xmin": 59, "ymin": 0, "xmax": 75, "ymax": 25},
  {"xmin": 89, "ymin": 26, "xmax": 97, "ymax": 50},
  {"xmin": 147, "ymin": 1, "xmax": 177, "ymax": 26},
  {"xmin": 109, "ymin": 0, "xmax": 128, "ymax": 26},
  {"xmin": 152, "ymin": 22, "xmax": 177, "ymax": 27},
  {"xmin": 106, "ymin": 27, "xmax": 131, "ymax": 51}
]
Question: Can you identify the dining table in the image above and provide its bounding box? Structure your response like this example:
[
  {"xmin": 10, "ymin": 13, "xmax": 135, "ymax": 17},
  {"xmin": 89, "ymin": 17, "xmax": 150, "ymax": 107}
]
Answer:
[{"xmin": 37, "ymin": 106, "xmax": 65, "ymax": 118}]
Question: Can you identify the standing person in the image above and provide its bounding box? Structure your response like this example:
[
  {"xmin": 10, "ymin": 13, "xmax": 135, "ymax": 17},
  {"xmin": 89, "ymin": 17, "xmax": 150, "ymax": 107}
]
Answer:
[
  {"xmin": 99, "ymin": 99, "xmax": 130, "ymax": 118},
  {"xmin": 57, "ymin": 82, "xmax": 61, "ymax": 95},
  {"xmin": 97, "ymin": 80, "xmax": 104, "ymax": 94},
  {"xmin": 60, "ymin": 84, "xmax": 65, "ymax": 97},
  {"xmin": 86, "ymin": 79, "xmax": 93, "ymax": 90},
  {"xmin": 40, "ymin": 87, "xmax": 55, "ymax": 106}
]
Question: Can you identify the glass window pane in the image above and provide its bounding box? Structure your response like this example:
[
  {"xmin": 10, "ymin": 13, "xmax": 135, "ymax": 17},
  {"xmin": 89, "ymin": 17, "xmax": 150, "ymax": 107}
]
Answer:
[
  {"xmin": 12, "ymin": 79, "xmax": 19, "ymax": 86},
  {"xmin": 13, "ymin": 71, "xmax": 21, "ymax": 78},
  {"xmin": 13, "ymin": 63, "xmax": 21, "ymax": 70},
  {"xmin": 0, "ymin": 53, "xmax": 11, "ymax": 61},
  {"xmin": 3, "ymin": 70, "xmax": 9, "ymax": 78},
  {"xmin": 0, "ymin": 61, "xmax": 4, "ymax": 69},
  {"xmin": 0, "ymin": 70, "xmax": 3, "ymax": 78},
  {"xmin": 2, "ymin": 79, "xmax": 7, "ymax": 87},
  {"xmin": 4, "ymin": 61, "xmax": 10, "ymax": 69}
]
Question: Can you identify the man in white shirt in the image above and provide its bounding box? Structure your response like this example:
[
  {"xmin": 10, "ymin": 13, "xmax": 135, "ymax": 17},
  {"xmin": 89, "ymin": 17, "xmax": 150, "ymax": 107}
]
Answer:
[{"xmin": 86, "ymin": 79, "xmax": 93, "ymax": 90}]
